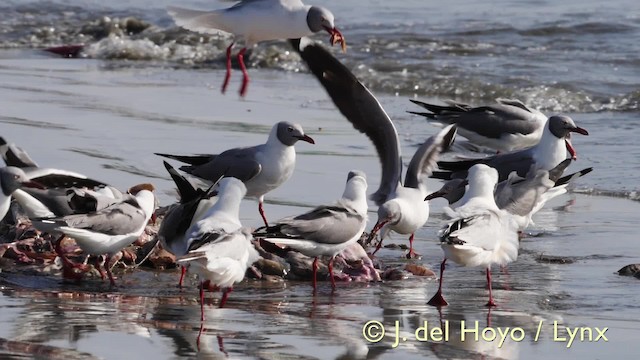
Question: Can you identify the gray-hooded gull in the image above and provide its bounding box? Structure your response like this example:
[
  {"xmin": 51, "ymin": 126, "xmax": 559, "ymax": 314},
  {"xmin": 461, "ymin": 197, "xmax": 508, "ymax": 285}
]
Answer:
[
  {"xmin": 167, "ymin": 0, "xmax": 346, "ymax": 96},
  {"xmin": 290, "ymin": 38, "xmax": 456, "ymax": 259},
  {"xmin": 408, "ymin": 98, "xmax": 547, "ymax": 152},
  {"xmin": 156, "ymin": 121, "xmax": 314, "ymax": 227},
  {"xmin": 433, "ymin": 115, "xmax": 589, "ymax": 182},
  {"xmin": 176, "ymin": 177, "xmax": 260, "ymax": 318},
  {"xmin": 32, "ymin": 184, "xmax": 157, "ymax": 286},
  {"xmin": 427, "ymin": 159, "xmax": 592, "ymax": 230},
  {"xmin": 254, "ymin": 170, "xmax": 368, "ymax": 292},
  {"xmin": 428, "ymin": 164, "xmax": 520, "ymax": 307},
  {"xmin": 0, "ymin": 167, "xmax": 44, "ymax": 221}
]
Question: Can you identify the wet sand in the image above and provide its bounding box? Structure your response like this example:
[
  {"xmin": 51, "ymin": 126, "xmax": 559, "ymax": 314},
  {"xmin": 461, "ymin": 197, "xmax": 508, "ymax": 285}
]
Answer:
[{"xmin": 1, "ymin": 52, "xmax": 639, "ymax": 359}]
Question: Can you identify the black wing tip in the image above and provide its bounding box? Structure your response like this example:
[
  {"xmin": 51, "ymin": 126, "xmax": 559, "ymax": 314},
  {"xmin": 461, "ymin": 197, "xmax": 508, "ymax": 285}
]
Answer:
[{"xmin": 0, "ymin": 137, "xmax": 6, "ymax": 146}]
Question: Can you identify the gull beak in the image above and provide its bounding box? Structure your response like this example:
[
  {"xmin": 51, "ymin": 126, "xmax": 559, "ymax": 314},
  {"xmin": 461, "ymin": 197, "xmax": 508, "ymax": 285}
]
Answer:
[
  {"xmin": 571, "ymin": 126, "xmax": 589, "ymax": 136},
  {"xmin": 324, "ymin": 26, "xmax": 346, "ymax": 52},
  {"xmin": 565, "ymin": 138, "xmax": 577, "ymax": 160},
  {"xmin": 20, "ymin": 180, "xmax": 46, "ymax": 190},
  {"xmin": 296, "ymin": 134, "xmax": 315, "ymax": 144},
  {"xmin": 150, "ymin": 211, "xmax": 157, "ymax": 225},
  {"xmin": 425, "ymin": 191, "xmax": 444, "ymax": 201}
]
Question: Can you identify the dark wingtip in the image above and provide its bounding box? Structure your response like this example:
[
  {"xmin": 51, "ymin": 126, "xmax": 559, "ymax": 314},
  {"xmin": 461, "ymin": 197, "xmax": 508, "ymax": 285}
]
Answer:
[{"xmin": 0, "ymin": 137, "xmax": 6, "ymax": 146}]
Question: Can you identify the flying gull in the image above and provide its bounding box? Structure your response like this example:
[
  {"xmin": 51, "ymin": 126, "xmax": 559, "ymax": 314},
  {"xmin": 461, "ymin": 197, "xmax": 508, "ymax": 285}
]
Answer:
[{"xmin": 290, "ymin": 38, "xmax": 456, "ymax": 259}]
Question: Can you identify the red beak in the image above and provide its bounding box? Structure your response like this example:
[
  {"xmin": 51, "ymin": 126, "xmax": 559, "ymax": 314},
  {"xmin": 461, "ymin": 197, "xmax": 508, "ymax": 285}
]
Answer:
[
  {"xmin": 150, "ymin": 212, "xmax": 157, "ymax": 225},
  {"xmin": 21, "ymin": 180, "xmax": 46, "ymax": 189},
  {"xmin": 571, "ymin": 126, "xmax": 589, "ymax": 136},
  {"xmin": 565, "ymin": 138, "xmax": 577, "ymax": 160},
  {"xmin": 297, "ymin": 134, "xmax": 315, "ymax": 144},
  {"xmin": 324, "ymin": 26, "xmax": 346, "ymax": 52}
]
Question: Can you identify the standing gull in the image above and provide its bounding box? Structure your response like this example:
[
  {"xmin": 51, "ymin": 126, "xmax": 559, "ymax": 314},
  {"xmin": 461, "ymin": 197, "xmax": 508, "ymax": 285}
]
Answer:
[
  {"xmin": 157, "ymin": 161, "xmax": 223, "ymax": 287},
  {"xmin": 428, "ymin": 164, "xmax": 519, "ymax": 307},
  {"xmin": 32, "ymin": 185, "xmax": 157, "ymax": 286},
  {"xmin": 156, "ymin": 121, "xmax": 314, "ymax": 227},
  {"xmin": 408, "ymin": 98, "xmax": 547, "ymax": 152},
  {"xmin": 290, "ymin": 38, "xmax": 456, "ymax": 259},
  {"xmin": 254, "ymin": 170, "xmax": 368, "ymax": 291},
  {"xmin": 433, "ymin": 115, "xmax": 589, "ymax": 182},
  {"xmin": 176, "ymin": 177, "xmax": 260, "ymax": 319},
  {"xmin": 167, "ymin": 0, "xmax": 346, "ymax": 96}
]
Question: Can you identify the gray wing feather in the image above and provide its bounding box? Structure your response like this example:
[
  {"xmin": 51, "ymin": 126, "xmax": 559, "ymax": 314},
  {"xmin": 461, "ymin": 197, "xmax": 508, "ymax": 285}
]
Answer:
[
  {"xmin": 291, "ymin": 39, "xmax": 402, "ymax": 206},
  {"xmin": 183, "ymin": 147, "xmax": 262, "ymax": 183},
  {"xmin": 405, "ymin": 125, "xmax": 457, "ymax": 189},
  {"xmin": 59, "ymin": 199, "xmax": 146, "ymax": 235},
  {"xmin": 410, "ymin": 99, "xmax": 541, "ymax": 139},
  {"xmin": 277, "ymin": 205, "xmax": 365, "ymax": 245}
]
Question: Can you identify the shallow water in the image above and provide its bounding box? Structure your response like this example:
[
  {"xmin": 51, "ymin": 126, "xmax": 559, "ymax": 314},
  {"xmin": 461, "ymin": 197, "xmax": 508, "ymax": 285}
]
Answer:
[{"xmin": 1, "ymin": 0, "xmax": 640, "ymax": 359}]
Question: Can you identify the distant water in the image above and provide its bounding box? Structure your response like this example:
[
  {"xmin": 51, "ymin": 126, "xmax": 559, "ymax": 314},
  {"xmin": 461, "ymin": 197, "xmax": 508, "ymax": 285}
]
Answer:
[{"xmin": 1, "ymin": 0, "xmax": 638, "ymax": 112}]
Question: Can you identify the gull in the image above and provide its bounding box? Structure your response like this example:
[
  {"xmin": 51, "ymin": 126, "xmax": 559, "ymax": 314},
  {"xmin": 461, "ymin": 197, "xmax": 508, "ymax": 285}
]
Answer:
[
  {"xmin": 428, "ymin": 164, "xmax": 520, "ymax": 307},
  {"xmin": 0, "ymin": 167, "xmax": 44, "ymax": 221},
  {"xmin": 167, "ymin": 0, "xmax": 346, "ymax": 96},
  {"xmin": 176, "ymin": 177, "xmax": 260, "ymax": 319},
  {"xmin": 32, "ymin": 184, "xmax": 157, "ymax": 286},
  {"xmin": 290, "ymin": 38, "xmax": 456, "ymax": 259},
  {"xmin": 156, "ymin": 121, "xmax": 314, "ymax": 227},
  {"xmin": 408, "ymin": 98, "xmax": 547, "ymax": 152},
  {"xmin": 157, "ymin": 161, "xmax": 223, "ymax": 287},
  {"xmin": 255, "ymin": 170, "xmax": 368, "ymax": 292},
  {"xmin": 433, "ymin": 115, "xmax": 589, "ymax": 181},
  {"xmin": 427, "ymin": 159, "xmax": 592, "ymax": 230}
]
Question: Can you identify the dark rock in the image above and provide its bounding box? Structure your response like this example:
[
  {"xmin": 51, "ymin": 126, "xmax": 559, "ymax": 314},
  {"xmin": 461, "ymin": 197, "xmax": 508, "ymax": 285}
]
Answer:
[
  {"xmin": 537, "ymin": 254, "xmax": 575, "ymax": 264},
  {"xmin": 618, "ymin": 264, "xmax": 640, "ymax": 276}
]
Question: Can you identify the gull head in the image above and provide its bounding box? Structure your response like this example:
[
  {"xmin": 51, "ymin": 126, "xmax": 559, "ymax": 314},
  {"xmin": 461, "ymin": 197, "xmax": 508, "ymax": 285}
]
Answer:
[
  {"xmin": 307, "ymin": 6, "xmax": 346, "ymax": 52},
  {"xmin": 548, "ymin": 115, "xmax": 588, "ymax": 160},
  {"xmin": 377, "ymin": 200, "xmax": 402, "ymax": 226},
  {"xmin": 0, "ymin": 166, "xmax": 44, "ymax": 194},
  {"xmin": 424, "ymin": 178, "xmax": 468, "ymax": 204},
  {"xmin": 342, "ymin": 170, "xmax": 368, "ymax": 205},
  {"xmin": 275, "ymin": 121, "xmax": 315, "ymax": 146}
]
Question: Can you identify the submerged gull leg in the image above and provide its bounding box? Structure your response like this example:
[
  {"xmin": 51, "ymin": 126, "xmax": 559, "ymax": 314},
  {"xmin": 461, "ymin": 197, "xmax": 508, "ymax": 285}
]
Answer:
[
  {"xmin": 486, "ymin": 267, "xmax": 497, "ymax": 307},
  {"xmin": 328, "ymin": 257, "xmax": 336, "ymax": 291},
  {"xmin": 312, "ymin": 257, "xmax": 318, "ymax": 292},
  {"xmin": 105, "ymin": 254, "xmax": 117, "ymax": 287},
  {"xmin": 199, "ymin": 280, "xmax": 206, "ymax": 321},
  {"xmin": 427, "ymin": 258, "xmax": 448, "ymax": 307},
  {"xmin": 237, "ymin": 47, "xmax": 249, "ymax": 97},
  {"xmin": 178, "ymin": 265, "xmax": 187, "ymax": 288},
  {"xmin": 219, "ymin": 287, "xmax": 233, "ymax": 308},
  {"xmin": 221, "ymin": 42, "xmax": 234, "ymax": 94}
]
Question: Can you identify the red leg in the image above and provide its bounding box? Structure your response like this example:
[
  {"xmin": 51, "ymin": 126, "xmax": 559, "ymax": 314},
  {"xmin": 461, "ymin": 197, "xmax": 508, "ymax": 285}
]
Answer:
[
  {"xmin": 312, "ymin": 257, "xmax": 318, "ymax": 292},
  {"xmin": 54, "ymin": 235, "xmax": 87, "ymax": 280},
  {"xmin": 219, "ymin": 287, "xmax": 233, "ymax": 308},
  {"xmin": 95, "ymin": 257, "xmax": 106, "ymax": 281},
  {"xmin": 196, "ymin": 322, "xmax": 205, "ymax": 350},
  {"xmin": 258, "ymin": 201, "xmax": 269, "ymax": 227},
  {"xmin": 199, "ymin": 281, "xmax": 206, "ymax": 321},
  {"xmin": 105, "ymin": 255, "xmax": 117, "ymax": 287},
  {"xmin": 427, "ymin": 258, "xmax": 449, "ymax": 306},
  {"xmin": 368, "ymin": 220, "xmax": 388, "ymax": 256},
  {"xmin": 486, "ymin": 267, "xmax": 497, "ymax": 307},
  {"xmin": 406, "ymin": 233, "xmax": 421, "ymax": 259},
  {"xmin": 178, "ymin": 265, "xmax": 186, "ymax": 288},
  {"xmin": 328, "ymin": 257, "xmax": 336, "ymax": 291},
  {"xmin": 221, "ymin": 42, "xmax": 234, "ymax": 94},
  {"xmin": 237, "ymin": 47, "xmax": 249, "ymax": 97}
]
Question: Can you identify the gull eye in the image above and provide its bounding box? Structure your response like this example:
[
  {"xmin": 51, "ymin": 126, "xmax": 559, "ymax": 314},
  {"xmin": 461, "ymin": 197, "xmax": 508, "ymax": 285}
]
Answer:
[
  {"xmin": 287, "ymin": 127, "xmax": 294, "ymax": 132},
  {"xmin": 13, "ymin": 175, "xmax": 19, "ymax": 180}
]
